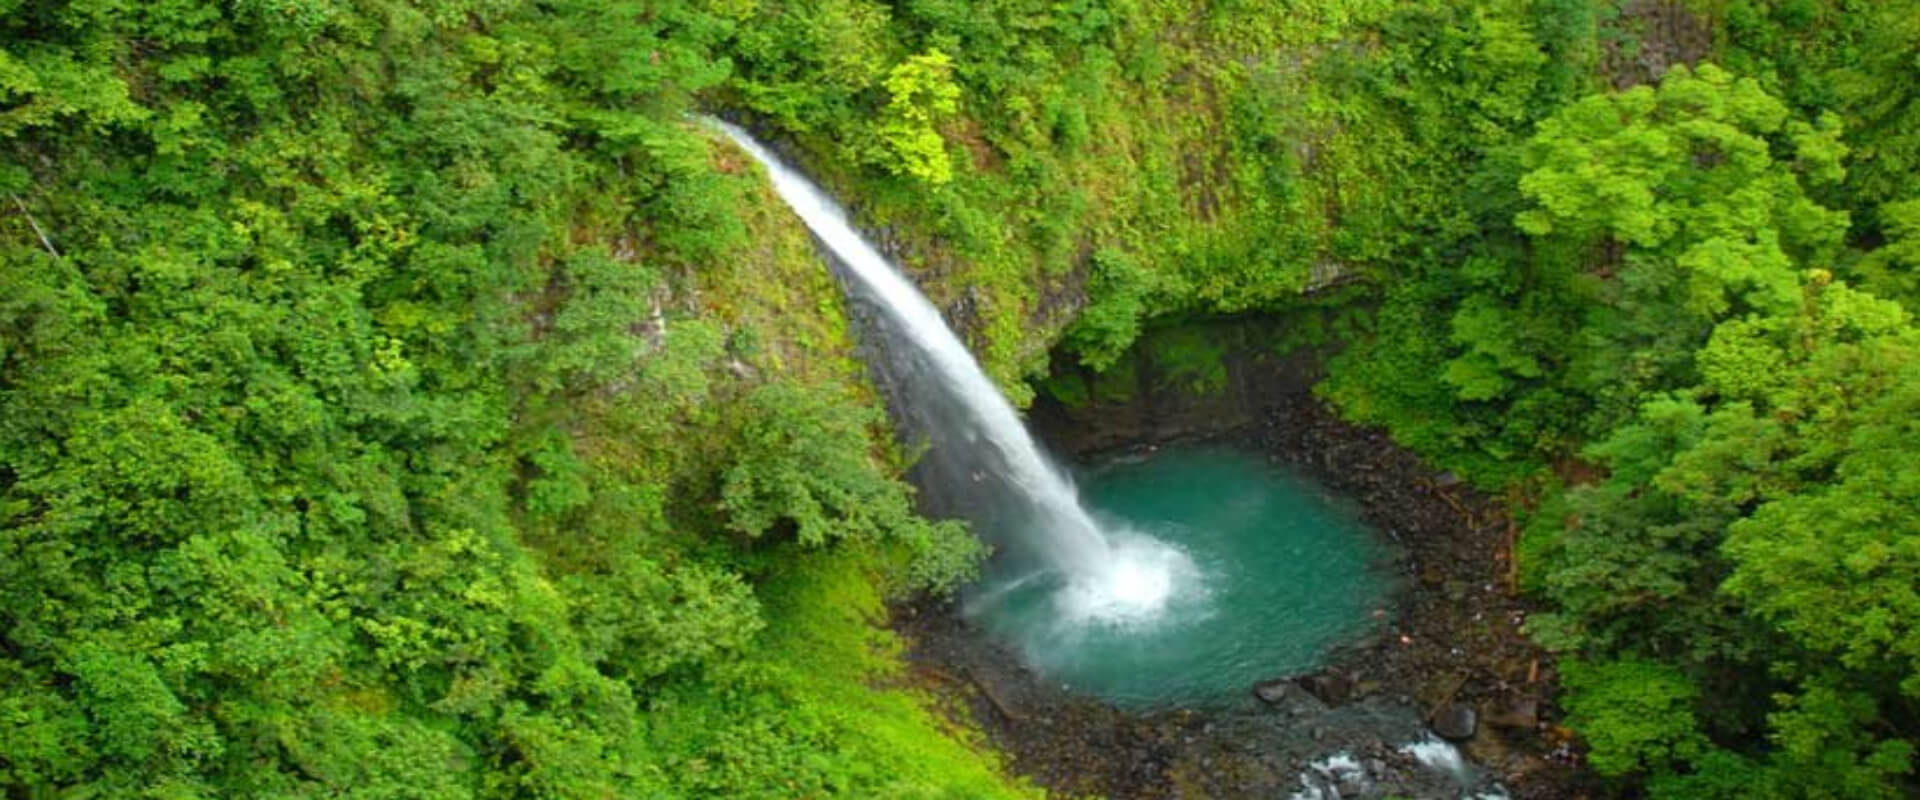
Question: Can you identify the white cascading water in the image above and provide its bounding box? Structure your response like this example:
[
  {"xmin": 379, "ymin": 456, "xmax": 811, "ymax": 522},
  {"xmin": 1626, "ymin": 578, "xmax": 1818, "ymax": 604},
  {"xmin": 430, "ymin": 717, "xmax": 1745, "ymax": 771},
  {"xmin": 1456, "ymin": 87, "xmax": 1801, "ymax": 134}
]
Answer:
[
  {"xmin": 709, "ymin": 118, "xmax": 1191, "ymax": 622},
  {"xmin": 1289, "ymin": 753, "xmax": 1369, "ymax": 800}
]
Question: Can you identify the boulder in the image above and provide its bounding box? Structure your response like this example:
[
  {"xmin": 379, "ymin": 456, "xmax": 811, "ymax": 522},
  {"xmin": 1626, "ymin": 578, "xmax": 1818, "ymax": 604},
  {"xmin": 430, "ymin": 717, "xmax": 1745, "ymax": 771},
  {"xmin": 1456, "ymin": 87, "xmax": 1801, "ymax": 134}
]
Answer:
[
  {"xmin": 1252, "ymin": 678, "xmax": 1297, "ymax": 705},
  {"xmin": 1485, "ymin": 698, "xmax": 1540, "ymax": 731},
  {"xmin": 1433, "ymin": 704, "xmax": 1478, "ymax": 741},
  {"xmin": 1298, "ymin": 672, "xmax": 1353, "ymax": 707}
]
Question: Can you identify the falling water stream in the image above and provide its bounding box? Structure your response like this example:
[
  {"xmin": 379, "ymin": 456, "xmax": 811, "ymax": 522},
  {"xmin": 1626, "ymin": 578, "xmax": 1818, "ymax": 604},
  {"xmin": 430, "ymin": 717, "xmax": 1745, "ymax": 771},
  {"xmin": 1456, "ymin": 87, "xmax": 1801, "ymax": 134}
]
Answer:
[{"xmin": 710, "ymin": 118, "xmax": 1195, "ymax": 625}]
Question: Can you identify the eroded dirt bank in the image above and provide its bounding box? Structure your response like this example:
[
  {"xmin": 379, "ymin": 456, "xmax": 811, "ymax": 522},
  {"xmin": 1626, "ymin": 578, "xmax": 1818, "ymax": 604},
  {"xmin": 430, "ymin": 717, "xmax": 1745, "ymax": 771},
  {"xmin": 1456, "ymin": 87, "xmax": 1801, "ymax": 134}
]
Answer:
[{"xmin": 894, "ymin": 323, "xmax": 1593, "ymax": 799}]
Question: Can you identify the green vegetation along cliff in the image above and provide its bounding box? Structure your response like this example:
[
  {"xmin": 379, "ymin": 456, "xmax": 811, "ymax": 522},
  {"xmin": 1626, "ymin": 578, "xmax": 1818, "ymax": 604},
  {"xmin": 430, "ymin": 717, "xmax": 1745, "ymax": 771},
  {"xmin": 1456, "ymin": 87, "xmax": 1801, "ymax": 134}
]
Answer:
[
  {"xmin": 5, "ymin": 0, "xmax": 1920, "ymax": 797},
  {"xmin": 1, "ymin": 1, "xmax": 1015, "ymax": 796}
]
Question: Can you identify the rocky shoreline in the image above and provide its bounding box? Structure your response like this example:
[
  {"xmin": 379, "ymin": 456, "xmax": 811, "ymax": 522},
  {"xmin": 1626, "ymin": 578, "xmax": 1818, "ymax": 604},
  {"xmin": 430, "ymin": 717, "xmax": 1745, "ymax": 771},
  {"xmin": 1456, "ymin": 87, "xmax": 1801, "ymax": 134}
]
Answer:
[{"xmin": 894, "ymin": 348, "xmax": 1591, "ymax": 798}]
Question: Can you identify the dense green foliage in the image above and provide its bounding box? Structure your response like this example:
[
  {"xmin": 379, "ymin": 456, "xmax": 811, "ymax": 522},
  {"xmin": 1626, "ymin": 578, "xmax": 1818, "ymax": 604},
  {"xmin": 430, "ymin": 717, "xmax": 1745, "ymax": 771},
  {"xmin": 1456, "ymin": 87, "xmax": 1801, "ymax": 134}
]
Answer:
[
  {"xmin": 1328, "ymin": 8, "xmax": 1920, "ymax": 792},
  {"xmin": 7, "ymin": 0, "xmax": 1920, "ymax": 796},
  {"xmin": 1, "ymin": 1, "xmax": 1010, "ymax": 796}
]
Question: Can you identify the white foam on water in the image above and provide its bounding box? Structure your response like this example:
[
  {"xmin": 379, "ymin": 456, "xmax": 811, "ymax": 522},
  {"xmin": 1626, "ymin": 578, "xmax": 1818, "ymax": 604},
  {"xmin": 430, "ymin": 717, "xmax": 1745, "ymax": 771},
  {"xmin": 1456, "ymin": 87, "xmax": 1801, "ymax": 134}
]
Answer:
[
  {"xmin": 1056, "ymin": 529, "xmax": 1203, "ymax": 626},
  {"xmin": 1289, "ymin": 752, "xmax": 1370, "ymax": 800},
  {"xmin": 1400, "ymin": 734, "xmax": 1471, "ymax": 784}
]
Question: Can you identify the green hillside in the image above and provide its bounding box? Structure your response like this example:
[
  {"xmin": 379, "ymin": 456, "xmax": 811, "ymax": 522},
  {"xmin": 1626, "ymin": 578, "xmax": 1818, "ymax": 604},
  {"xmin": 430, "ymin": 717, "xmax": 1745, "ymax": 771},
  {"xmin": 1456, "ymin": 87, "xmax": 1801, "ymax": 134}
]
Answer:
[{"xmin": 5, "ymin": 0, "xmax": 1920, "ymax": 796}]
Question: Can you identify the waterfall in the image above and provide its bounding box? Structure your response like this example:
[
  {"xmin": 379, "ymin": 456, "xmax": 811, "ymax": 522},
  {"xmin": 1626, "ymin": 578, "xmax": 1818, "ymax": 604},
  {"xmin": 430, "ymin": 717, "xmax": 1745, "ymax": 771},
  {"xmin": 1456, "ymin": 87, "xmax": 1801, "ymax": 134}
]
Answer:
[{"xmin": 710, "ymin": 118, "xmax": 1190, "ymax": 623}]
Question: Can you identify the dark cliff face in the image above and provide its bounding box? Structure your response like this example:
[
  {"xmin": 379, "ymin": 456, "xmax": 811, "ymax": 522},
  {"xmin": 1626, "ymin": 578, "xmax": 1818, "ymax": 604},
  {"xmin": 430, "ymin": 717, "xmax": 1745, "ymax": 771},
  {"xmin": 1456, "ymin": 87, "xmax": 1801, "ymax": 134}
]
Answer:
[
  {"xmin": 868, "ymin": 223, "xmax": 1091, "ymax": 383},
  {"xmin": 1027, "ymin": 317, "xmax": 1326, "ymax": 457},
  {"xmin": 1600, "ymin": 0, "xmax": 1713, "ymax": 90}
]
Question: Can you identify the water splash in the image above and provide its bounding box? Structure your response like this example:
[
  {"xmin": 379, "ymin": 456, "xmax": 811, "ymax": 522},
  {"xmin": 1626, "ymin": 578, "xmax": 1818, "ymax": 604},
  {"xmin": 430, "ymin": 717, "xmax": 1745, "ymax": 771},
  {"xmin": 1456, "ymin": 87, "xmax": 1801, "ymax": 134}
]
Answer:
[
  {"xmin": 708, "ymin": 118, "xmax": 1194, "ymax": 623},
  {"xmin": 1399, "ymin": 734, "xmax": 1471, "ymax": 784},
  {"xmin": 1055, "ymin": 528, "xmax": 1203, "ymax": 626},
  {"xmin": 1289, "ymin": 753, "xmax": 1369, "ymax": 800}
]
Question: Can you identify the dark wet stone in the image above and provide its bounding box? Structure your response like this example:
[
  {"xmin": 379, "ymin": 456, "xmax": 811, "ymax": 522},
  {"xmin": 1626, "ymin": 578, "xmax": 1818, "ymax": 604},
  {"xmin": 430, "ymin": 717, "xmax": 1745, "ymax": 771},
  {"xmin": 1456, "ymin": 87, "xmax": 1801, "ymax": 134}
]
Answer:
[
  {"xmin": 1487, "ymin": 698, "xmax": 1541, "ymax": 731},
  {"xmin": 1434, "ymin": 704, "xmax": 1479, "ymax": 741},
  {"xmin": 1252, "ymin": 678, "xmax": 1297, "ymax": 705},
  {"xmin": 1297, "ymin": 672, "xmax": 1353, "ymax": 707}
]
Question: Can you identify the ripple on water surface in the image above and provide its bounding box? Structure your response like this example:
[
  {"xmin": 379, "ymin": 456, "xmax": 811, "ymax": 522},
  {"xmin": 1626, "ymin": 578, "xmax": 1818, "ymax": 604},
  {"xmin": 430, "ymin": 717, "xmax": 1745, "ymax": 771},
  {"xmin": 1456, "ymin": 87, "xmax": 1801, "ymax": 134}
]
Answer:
[{"xmin": 968, "ymin": 446, "xmax": 1396, "ymax": 709}]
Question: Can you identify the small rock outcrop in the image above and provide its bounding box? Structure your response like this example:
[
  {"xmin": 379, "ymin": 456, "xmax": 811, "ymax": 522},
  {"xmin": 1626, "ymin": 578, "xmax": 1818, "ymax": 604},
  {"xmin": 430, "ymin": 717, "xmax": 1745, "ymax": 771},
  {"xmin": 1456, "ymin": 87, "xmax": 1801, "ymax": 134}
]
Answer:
[
  {"xmin": 1252, "ymin": 678, "xmax": 1298, "ymax": 706},
  {"xmin": 1486, "ymin": 698, "xmax": 1540, "ymax": 731},
  {"xmin": 1297, "ymin": 672, "xmax": 1353, "ymax": 707},
  {"xmin": 1433, "ymin": 704, "xmax": 1479, "ymax": 741}
]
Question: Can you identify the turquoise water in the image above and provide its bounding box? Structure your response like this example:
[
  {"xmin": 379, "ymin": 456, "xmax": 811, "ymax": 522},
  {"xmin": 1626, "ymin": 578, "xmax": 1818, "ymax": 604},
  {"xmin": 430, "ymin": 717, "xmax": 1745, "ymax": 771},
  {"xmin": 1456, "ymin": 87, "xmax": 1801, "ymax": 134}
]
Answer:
[{"xmin": 968, "ymin": 446, "xmax": 1396, "ymax": 709}]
